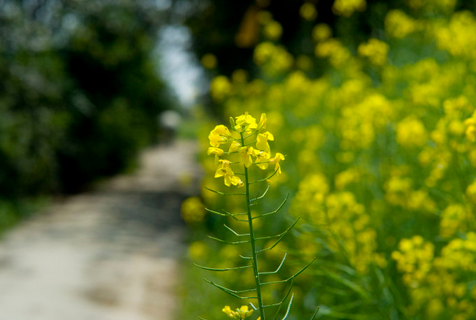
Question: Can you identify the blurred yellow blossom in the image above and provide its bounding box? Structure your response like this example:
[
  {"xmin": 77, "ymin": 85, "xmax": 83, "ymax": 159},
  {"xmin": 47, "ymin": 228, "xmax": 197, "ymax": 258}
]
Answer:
[
  {"xmin": 231, "ymin": 69, "xmax": 248, "ymax": 84},
  {"xmin": 396, "ymin": 116, "xmax": 427, "ymax": 148},
  {"xmin": 464, "ymin": 114, "xmax": 476, "ymax": 142},
  {"xmin": 434, "ymin": 11, "xmax": 476, "ymax": 59},
  {"xmin": 296, "ymin": 55, "xmax": 313, "ymax": 71},
  {"xmin": 332, "ymin": 0, "xmax": 366, "ymax": 17},
  {"xmin": 440, "ymin": 204, "xmax": 468, "ymax": 238},
  {"xmin": 254, "ymin": 42, "xmax": 293, "ymax": 75},
  {"xmin": 315, "ymin": 38, "xmax": 351, "ymax": 67},
  {"xmin": 465, "ymin": 179, "xmax": 476, "ymax": 203},
  {"xmin": 358, "ymin": 38, "xmax": 389, "ymax": 66},
  {"xmin": 312, "ymin": 23, "xmax": 332, "ymax": 42},
  {"xmin": 263, "ymin": 20, "xmax": 282, "ymax": 40},
  {"xmin": 201, "ymin": 53, "xmax": 217, "ymax": 69},
  {"xmin": 181, "ymin": 197, "xmax": 206, "ymax": 224},
  {"xmin": 392, "ymin": 236, "xmax": 434, "ymax": 287},
  {"xmin": 188, "ymin": 241, "xmax": 207, "ymax": 260},
  {"xmin": 385, "ymin": 10, "xmax": 419, "ymax": 38},
  {"xmin": 257, "ymin": 10, "xmax": 272, "ymax": 25},
  {"xmin": 300, "ymin": 3, "xmax": 317, "ymax": 21},
  {"xmin": 210, "ymin": 76, "xmax": 232, "ymax": 101}
]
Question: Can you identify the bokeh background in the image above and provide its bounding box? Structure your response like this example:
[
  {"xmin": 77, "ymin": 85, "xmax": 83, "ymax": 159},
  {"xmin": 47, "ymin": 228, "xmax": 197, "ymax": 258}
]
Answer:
[{"xmin": 3, "ymin": 0, "xmax": 476, "ymax": 319}]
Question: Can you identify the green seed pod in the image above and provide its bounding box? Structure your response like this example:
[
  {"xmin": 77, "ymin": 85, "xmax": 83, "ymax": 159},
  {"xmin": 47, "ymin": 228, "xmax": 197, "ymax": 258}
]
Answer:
[{"xmin": 230, "ymin": 116, "xmax": 236, "ymax": 131}]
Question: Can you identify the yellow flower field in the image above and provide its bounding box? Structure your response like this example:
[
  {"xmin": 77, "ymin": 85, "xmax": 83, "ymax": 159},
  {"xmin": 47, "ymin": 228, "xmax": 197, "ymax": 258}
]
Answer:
[{"xmin": 182, "ymin": 1, "xmax": 476, "ymax": 319}]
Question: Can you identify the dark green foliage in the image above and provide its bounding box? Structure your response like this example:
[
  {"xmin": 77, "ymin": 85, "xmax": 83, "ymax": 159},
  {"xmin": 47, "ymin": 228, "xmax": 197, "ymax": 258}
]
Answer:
[{"xmin": 0, "ymin": 0, "xmax": 171, "ymax": 197}]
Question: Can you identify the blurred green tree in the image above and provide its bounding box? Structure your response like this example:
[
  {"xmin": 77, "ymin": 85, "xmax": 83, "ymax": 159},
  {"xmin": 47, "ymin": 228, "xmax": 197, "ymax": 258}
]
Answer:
[{"xmin": 0, "ymin": 0, "xmax": 172, "ymax": 195}]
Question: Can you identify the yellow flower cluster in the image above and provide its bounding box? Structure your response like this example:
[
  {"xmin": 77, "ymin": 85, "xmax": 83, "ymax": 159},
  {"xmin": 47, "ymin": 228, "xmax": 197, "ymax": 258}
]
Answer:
[
  {"xmin": 437, "ymin": 233, "xmax": 476, "ymax": 272},
  {"xmin": 258, "ymin": 11, "xmax": 283, "ymax": 40},
  {"xmin": 198, "ymin": 2, "xmax": 476, "ymax": 319},
  {"xmin": 434, "ymin": 11, "xmax": 476, "ymax": 59},
  {"xmin": 338, "ymin": 93, "xmax": 394, "ymax": 150},
  {"xmin": 332, "ymin": 0, "xmax": 366, "ymax": 17},
  {"xmin": 357, "ymin": 38, "xmax": 389, "ymax": 66},
  {"xmin": 393, "ymin": 234, "xmax": 476, "ymax": 319},
  {"xmin": 207, "ymin": 112, "xmax": 284, "ymax": 187},
  {"xmin": 385, "ymin": 10, "xmax": 420, "ymax": 38},
  {"xmin": 383, "ymin": 166, "xmax": 437, "ymax": 213},
  {"xmin": 254, "ymin": 42, "xmax": 293, "ymax": 76},
  {"xmin": 292, "ymin": 174, "xmax": 384, "ymax": 273},
  {"xmin": 392, "ymin": 236, "xmax": 434, "ymax": 287},
  {"xmin": 440, "ymin": 204, "xmax": 469, "ymax": 238},
  {"xmin": 464, "ymin": 111, "xmax": 476, "ymax": 142},
  {"xmin": 314, "ymin": 38, "xmax": 352, "ymax": 68},
  {"xmin": 222, "ymin": 305, "xmax": 255, "ymax": 320}
]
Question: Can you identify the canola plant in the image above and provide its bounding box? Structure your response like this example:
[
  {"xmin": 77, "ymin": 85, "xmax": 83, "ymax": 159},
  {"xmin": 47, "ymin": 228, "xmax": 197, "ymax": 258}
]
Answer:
[{"xmin": 183, "ymin": 1, "xmax": 476, "ymax": 319}]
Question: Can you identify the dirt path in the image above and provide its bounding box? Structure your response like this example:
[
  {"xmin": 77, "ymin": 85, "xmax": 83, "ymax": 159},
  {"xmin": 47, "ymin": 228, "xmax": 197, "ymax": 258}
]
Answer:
[{"xmin": 0, "ymin": 141, "xmax": 200, "ymax": 320}]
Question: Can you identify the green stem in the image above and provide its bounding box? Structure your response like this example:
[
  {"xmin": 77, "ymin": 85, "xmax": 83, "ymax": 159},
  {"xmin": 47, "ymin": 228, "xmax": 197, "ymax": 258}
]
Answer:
[{"xmin": 241, "ymin": 132, "xmax": 266, "ymax": 320}]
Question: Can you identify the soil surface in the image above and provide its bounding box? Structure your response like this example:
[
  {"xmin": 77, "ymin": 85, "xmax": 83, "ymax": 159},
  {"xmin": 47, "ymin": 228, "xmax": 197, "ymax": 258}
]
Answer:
[{"xmin": 0, "ymin": 141, "xmax": 200, "ymax": 320}]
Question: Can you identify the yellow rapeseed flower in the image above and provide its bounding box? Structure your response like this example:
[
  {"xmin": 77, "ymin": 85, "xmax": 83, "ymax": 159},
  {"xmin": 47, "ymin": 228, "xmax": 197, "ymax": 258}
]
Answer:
[
  {"xmin": 222, "ymin": 306, "xmax": 235, "ymax": 318},
  {"xmin": 256, "ymin": 131, "xmax": 274, "ymax": 152},
  {"xmin": 235, "ymin": 112, "xmax": 258, "ymax": 133},
  {"xmin": 207, "ymin": 147, "xmax": 224, "ymax": 156},
  {"xmin": 239, "ymin": 146, "xmax": 254, "ymax": 168},
  {"xmin": 222, "ymin": 305, "xmax": 254, "ymax": 319},
  {"xmin": 207, "ymin": 146, "xmax": 224, "ymax": 165},
  {"xmin": 207, "ymin": 112, "xmax": 284, "ymax": 188},
  {"xmin": 215, "ymin": 160, "xmax": 243, "ymax": 187},
  {"xmin": 229, "ymin": 141, "xmax": 242, "ymax": 152},
  {"xmin": 269, "ymin": 152, "xmax": 285, "ymax": 174},
  {"xmin": 254, "ymin": 150, "xmax": 270, "ymax": 170},
  {"xmin": 209, "ymin": 125, "xmax": 231, "ymax": 147},
  {"xmin": 358, "ymin": 38, "xmax": 389, "ymax": 66}
]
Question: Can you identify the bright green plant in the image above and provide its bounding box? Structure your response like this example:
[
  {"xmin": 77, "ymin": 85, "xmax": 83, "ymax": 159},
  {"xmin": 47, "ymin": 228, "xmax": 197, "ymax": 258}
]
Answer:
[{"xmin": 196, "ymin": 112, "xmax": 318, "ymax": 320}]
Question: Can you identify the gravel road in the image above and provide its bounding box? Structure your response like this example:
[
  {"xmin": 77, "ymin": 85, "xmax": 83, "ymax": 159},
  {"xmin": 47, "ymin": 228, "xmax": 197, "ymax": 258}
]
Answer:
[{"xmin": 0, "ymin": 141, "xmax": 200, "ymax": 320}]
